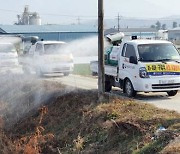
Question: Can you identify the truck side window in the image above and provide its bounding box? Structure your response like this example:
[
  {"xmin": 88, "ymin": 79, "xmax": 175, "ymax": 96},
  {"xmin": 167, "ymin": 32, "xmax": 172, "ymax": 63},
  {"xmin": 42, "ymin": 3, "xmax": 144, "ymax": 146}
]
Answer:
[
  {"xmin": 35, "ymin": 43, "xmax": 43, "ymax": 54},
  {"xmin": 122, "ymin": 43, "xmax": 127, "ymax": 56},
  {"xmin": 125, "ymin": 44, "xmax": 136, "ymax": 58}
]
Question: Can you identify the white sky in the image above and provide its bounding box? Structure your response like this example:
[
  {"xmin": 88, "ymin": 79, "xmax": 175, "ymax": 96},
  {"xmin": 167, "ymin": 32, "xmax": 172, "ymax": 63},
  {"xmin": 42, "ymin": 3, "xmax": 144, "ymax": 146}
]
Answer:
[{"xmin": 0, "ymin": 0, "xmax": 180, "ymax": 24}]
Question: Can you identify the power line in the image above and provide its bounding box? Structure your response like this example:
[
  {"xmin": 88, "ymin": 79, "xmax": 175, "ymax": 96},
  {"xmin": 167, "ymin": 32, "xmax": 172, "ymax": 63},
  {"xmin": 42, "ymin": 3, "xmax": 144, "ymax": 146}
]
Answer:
[
  {"xmin": 0, "ymin": 8, "xmax": 20, "ymax": 13},
  {"xmin": 0, "ymin": 8, "xmax": 114, "ymax": 19},
  {"xmin": 41, "ymin": 13, "xmax": 97, "ymax": 18},
  {"xmin": 0, "ymin": 8, "xmax": 97, "ymax": 18}
]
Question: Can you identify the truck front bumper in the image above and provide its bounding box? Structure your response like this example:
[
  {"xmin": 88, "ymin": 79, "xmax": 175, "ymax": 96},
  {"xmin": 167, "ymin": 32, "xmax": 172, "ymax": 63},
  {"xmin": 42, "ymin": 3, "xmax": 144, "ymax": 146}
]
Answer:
[
  {"xmin": 134, "ymin": 77, "xmax": 180, "ymax": 92},
  {"xmin": 40, "ymin": 63, "xmax": 74, "ymax": 74}
]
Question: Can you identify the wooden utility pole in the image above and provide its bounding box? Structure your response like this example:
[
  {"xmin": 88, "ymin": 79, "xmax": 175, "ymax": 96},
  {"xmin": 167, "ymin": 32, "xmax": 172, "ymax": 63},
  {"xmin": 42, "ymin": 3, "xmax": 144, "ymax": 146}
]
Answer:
[{"xmin": 98, "ymin": 0, "xmax": 105, "ymax": 99}]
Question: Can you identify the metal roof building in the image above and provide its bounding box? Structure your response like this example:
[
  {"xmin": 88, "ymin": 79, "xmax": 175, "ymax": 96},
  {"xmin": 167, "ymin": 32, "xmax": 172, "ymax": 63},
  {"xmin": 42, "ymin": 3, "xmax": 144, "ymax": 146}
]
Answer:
[
  {"xmin": 0, "ymin": 28, "xmax": 6, "ymax": 34},
  {"xmin": 0, "ymin": 25, "xmax": 98, "ymax": 42},
  {"xmin": 168, "ymin": 27, "xmax": 180, "ymax": 41},
  {"xmin": 105, "ymin": 28, "xmax": 158, "ymax": 39}
]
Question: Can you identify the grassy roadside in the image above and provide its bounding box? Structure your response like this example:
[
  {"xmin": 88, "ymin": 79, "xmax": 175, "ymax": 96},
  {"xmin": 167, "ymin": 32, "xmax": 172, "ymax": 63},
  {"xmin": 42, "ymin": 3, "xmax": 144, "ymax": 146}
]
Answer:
[
  {"xmin": 2, "ymin": 90, "xmax": 179, "ymax": 154},
  {"xmin": 73, "ymin": 63, "xmax": 91, "ymax": 76}
]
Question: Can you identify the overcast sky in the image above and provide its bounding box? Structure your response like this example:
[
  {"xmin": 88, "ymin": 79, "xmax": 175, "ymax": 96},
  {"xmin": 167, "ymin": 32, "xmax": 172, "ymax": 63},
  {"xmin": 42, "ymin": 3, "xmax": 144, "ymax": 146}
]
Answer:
[{"xmin": 0, "ymin": 0, "xmax": 180, "ymax": 24}]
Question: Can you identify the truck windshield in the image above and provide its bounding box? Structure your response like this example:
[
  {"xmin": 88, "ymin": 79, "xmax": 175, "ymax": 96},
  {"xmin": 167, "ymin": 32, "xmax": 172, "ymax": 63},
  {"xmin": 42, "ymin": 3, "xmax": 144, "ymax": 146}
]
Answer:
[
  {"xmin": 138, "ymin": 43, "xmax": 180, "ymax": 62},
  {"xmin": 44, "ymin": 43, "xmax": 65, "ymax": 54},
  {"xmin": 0, "ymin": 44, "xmax": 16, "ymax": 53}
]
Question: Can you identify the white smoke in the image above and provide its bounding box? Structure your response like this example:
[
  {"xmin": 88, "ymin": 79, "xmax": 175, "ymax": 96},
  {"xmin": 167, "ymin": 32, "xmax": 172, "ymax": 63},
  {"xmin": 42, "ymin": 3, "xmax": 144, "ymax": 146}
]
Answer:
[
  {"xmin": 0, "ymin": 36, "xmax": 74, "ymax": 128},
  {"xmin": 0, "ymin": 35, "xmax": 108, "ymax": 128},
  {"xmin": 64, "ymin": 36, "xmax": 98, "ymax": 57}
]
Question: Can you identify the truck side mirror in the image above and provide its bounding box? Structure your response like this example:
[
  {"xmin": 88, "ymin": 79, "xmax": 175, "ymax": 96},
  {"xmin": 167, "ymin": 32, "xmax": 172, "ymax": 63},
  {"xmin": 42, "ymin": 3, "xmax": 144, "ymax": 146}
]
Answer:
[{"xmin": 129, "ymin": 56, "xmax": 138, "ymax": 64}]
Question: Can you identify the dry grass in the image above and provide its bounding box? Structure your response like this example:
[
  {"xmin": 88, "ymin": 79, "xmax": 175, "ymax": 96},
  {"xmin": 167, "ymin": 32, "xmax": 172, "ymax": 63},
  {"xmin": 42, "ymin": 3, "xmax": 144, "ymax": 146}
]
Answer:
[
  {"xmin": 161, "ymin": 137, "xmax": 180, "ymax": 154},
  {"xmin": 4, "ymin": 90, "xmax": 178, "ymax": 153},
  {"xmin": 0, "ymin": 76, "xmax": 179, "ymax": 153},
  {"xmin": 14, "ymin": 106, "xmax": 55, "ymax": 154}
]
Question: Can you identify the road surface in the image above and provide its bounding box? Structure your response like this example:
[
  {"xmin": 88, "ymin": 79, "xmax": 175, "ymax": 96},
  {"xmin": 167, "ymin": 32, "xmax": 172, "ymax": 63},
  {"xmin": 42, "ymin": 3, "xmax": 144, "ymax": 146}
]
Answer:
[{"xmin": 45, "ymin": 74, "xmax": 180, "ymax": 113}]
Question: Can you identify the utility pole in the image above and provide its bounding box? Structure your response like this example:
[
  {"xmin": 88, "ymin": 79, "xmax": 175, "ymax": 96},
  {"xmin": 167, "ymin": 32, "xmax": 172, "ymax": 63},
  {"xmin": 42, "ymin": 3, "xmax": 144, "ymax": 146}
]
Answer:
[
  {"xmin": 77, "ymin": 17, "xmax": 81, "ymax": 25},
  {"xmin": 98, "ymin": 0, "xmax": 105, "ymax": 99},
  {"xmin": 117, "ymin": 13, "xmax": 120, "ymax": 31}
]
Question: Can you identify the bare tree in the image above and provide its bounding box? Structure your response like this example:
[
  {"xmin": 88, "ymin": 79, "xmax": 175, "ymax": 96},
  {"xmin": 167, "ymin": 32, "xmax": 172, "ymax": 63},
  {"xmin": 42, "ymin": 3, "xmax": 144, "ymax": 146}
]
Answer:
[
  {"xmin": 155, "ymin": 21, "xmax": 161, "ymax": 30},
  {"xmin": 162, "ymin": 24, "xmax": 167, "ymax": 30},
  {"xmin": 173, "ymin": 21, "xmax": 178, "ymax": 28}
]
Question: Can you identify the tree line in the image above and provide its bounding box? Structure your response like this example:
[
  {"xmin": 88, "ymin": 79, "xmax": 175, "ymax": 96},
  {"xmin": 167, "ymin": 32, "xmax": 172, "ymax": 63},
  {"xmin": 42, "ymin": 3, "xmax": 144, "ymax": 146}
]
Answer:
[{"xmin": 150, "ymin": 21, "xmax": 179, "ymax": 30}]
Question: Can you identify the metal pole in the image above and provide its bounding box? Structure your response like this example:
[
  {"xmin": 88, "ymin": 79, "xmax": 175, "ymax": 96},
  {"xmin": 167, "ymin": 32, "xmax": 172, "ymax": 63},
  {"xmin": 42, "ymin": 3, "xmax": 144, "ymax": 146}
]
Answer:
[{"xmin": 98, "ymin": 0, "xmax": 105, "ymax": 99}]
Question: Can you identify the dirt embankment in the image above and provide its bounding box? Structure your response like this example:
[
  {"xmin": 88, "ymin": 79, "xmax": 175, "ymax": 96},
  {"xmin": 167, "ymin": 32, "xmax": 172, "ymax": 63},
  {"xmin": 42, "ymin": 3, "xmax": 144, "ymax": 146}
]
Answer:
[{"xmin": 0, "ymin": 74, "xmax": 180, "ymax": 153}]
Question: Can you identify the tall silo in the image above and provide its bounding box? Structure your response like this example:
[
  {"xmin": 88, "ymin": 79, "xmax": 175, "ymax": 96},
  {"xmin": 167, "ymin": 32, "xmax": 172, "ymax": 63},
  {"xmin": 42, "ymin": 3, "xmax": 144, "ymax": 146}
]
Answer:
[
  {"xmin": 22, "ymin": 5, "xmax": 30, "ymax": 25},
  {"xmin": 29, "ymin": 13, "xmax": 42, "ymax": 25}
]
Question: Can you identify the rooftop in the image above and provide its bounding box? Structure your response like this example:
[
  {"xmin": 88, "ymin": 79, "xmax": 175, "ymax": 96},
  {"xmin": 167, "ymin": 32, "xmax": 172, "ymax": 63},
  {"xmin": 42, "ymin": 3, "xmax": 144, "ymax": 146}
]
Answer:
[
  {"xmin": 169, "ymin": 27, "xmax": 180, "ymax": 31},
  {"xmin": 105, "ymin": 28, "xmax": 157, "ymax": 35},
  {"xmin": 127, "ymin": 39, "xmax": 171, "ymax": 45},
  {"xmin": 0, "ymin": 24, "xmax": 98, "ymax": 33},
  {"xmin": 36, "ymin": 40, "xmax": 66, "ymax": 44}
]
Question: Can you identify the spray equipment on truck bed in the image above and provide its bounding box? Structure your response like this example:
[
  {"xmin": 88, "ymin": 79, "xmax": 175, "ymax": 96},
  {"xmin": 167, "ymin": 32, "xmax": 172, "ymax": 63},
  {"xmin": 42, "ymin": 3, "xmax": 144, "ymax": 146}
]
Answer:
[
  {"xmin": 105, "ymin": 32, "xmax": 124, "ymax": 66},
  {"xmin": 106, "ymin": 32, "xmax": 125, "ymax": 45}
]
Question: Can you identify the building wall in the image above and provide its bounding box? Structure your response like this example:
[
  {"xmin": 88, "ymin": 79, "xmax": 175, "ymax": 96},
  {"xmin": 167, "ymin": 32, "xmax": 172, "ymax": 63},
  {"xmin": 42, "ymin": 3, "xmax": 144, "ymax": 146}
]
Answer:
[
  {"xmin": 11, "ymin": 32, "xmax": 97, "ymax": 42},
  {"xmin": 168, "ymin": 31, "xmax": 180, "ymax": 41}
]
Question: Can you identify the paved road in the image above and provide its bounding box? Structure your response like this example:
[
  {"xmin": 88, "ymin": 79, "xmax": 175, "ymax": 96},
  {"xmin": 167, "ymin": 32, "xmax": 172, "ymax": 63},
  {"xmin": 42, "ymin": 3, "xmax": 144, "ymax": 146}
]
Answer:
[{"xmin": 45, "ymin": 74, "xmax": 180, "ymax": 113}]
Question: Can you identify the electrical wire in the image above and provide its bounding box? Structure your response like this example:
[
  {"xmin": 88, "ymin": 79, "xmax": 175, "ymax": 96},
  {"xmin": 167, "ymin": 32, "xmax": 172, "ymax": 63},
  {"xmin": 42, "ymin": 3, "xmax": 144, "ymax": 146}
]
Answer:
[{"xmin": 0, "ymin": 8, "xmax": 113, "ymax": 19}]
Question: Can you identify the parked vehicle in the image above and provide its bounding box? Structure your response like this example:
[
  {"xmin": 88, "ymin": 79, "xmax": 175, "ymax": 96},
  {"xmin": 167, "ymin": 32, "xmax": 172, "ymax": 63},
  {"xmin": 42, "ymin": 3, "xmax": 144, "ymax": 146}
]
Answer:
[
  {"xmin": 0, "ymin": 43, "xmax": 19, "ymax": 68},
  {"xmin": 21, "ymin": 41, "xmax": 74, "ymax": 76},
  {"xmin": 90, "ymin": 38, "xmax": 180, "ymax": 97}
]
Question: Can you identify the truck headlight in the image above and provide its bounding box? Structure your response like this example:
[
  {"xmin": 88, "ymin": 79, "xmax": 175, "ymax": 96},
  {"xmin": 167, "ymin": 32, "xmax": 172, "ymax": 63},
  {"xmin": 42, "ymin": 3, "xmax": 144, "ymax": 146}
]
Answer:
[{"xmin": 139, "ymin": 67, "xmax": 149, "ymax": 78}]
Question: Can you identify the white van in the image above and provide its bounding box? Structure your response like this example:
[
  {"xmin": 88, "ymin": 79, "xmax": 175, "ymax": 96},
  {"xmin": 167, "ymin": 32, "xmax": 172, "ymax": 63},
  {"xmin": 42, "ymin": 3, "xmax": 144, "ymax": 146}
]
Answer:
[{"xmin": 22, "ymin": 41, "xmax": 74, "ymax": 76}]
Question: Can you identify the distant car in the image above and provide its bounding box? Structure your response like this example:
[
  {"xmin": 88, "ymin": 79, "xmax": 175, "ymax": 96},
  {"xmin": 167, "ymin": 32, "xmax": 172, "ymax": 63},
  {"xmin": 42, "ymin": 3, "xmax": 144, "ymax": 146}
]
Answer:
[{"xmin": 22, "ymin": 41, "xmax": 74, "ymax": 76}]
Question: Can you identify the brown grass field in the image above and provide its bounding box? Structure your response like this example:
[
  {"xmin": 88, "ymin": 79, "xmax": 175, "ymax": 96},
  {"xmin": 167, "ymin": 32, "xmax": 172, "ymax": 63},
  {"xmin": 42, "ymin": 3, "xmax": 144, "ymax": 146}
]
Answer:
[{"xmin": 0, "ymin": 74, "xmax": 179, "ymax": 153}]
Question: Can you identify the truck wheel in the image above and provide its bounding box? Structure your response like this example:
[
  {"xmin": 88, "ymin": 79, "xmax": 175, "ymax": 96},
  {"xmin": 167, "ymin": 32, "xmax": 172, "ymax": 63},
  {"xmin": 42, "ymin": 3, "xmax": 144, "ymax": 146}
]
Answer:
[
  {"xmin": 105, "ymin": 75, "xmax": 112, "ymax": 92},
  {"xmin": 167, "ymin": 90, "xmax": 178, "ymax": 96},
  {"xmin": 63, "ymin": 72, "xmax": 70, "ymax": 76},
  {"xmin": 105, "ymin": 80, "xmax": 112, "ymax": 92},
  {"xmin": 92, "ymin": 72, "xmax": 97, "ymax": 76},
  {"xmin": 124, "ymin": 79, "xmax": 136, "ymax": 97}
]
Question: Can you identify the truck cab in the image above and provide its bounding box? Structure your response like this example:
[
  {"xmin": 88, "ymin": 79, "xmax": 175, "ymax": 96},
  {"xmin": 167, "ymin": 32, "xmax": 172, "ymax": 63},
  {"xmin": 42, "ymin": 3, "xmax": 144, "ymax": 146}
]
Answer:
[{"xmin": 118, "ymin": 39, "xmax": 180, "ymax": 96}]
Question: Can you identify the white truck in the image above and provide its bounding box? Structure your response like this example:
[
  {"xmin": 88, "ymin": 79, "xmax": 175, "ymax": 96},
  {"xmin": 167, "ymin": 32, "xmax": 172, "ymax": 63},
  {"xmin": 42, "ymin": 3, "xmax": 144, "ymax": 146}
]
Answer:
[
  {"xmin": 0, "ymin": 43, "xmax": 19, "ymax": 68},
  {"xmin": 21, "ymin": 41, "xmax": 74, "ymax": 76},
  {"xmin": 0, "ymin": 35, "xmax": 23, "ymax": 73},
  {"xmin": 90, "ymin": 39, "xmax": 180, "ymax": 97}
]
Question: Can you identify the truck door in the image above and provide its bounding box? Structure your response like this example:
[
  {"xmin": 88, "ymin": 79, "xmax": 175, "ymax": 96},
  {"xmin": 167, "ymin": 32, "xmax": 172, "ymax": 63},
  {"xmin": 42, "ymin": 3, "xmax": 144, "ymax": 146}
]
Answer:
[
  {"xmin": 119, "ymin": 43, "xmax": 139, "ymax": 88},
  {"xmin": 34, "ymin": 43, "xmax": 43, "ymax": 67}
]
